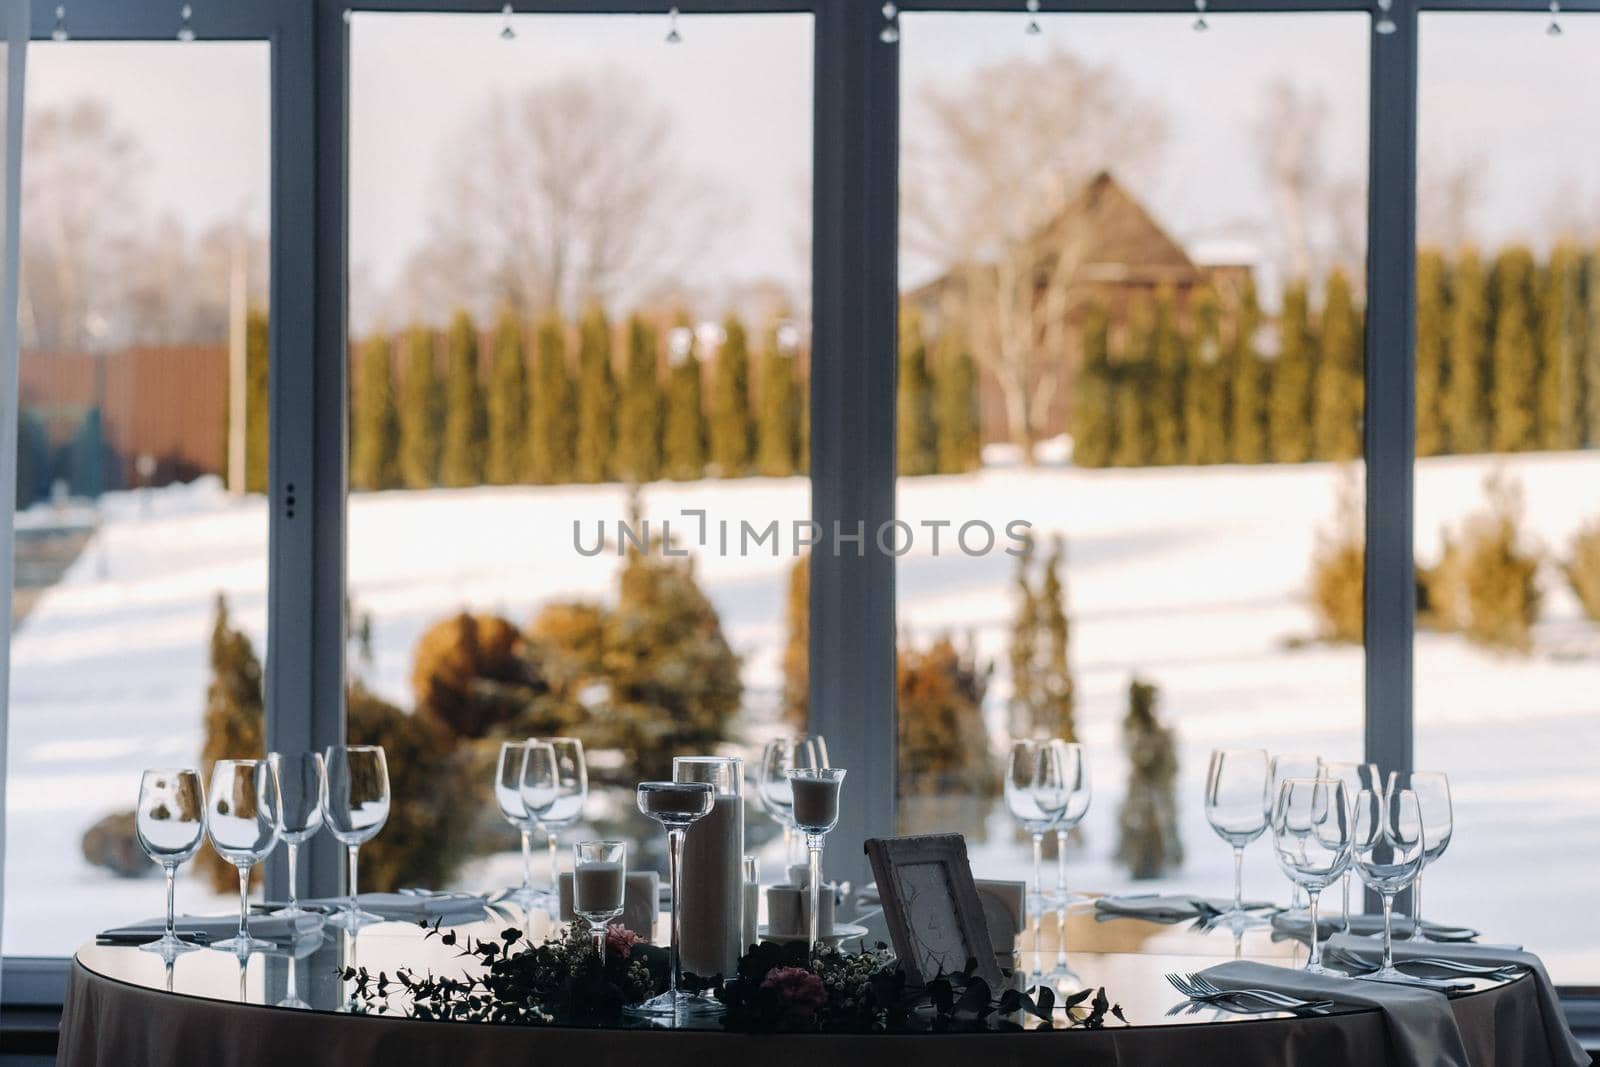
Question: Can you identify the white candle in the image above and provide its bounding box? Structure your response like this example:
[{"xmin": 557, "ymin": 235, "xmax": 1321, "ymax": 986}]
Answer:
[
  {"xmin": 677, "ymin": 792, "xmax": 743, "ymax": 977},
  {"xmin": 791, "ymin": 775, "xmax": 840, "ymax": 830},
  {"xmin": 574, "ymin": 861, "xmax": 624, "ymax": 918}
]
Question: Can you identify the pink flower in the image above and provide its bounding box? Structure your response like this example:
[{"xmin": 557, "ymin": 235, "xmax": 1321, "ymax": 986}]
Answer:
[
  {"xmin": 761, "ymin": 966, "xmax": 827, "ymax": 1021},
  {"xmin": 605, "ymin": 925, "xmax": 642, "ymax": 960}
]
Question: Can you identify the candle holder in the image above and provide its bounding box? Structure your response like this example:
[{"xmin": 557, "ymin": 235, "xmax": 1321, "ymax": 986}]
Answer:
[
  {"xmin": 673, "ymin": 756, "xmax": 745, "ymax": 983},
  {"xmin": 627, "ymin": 781, "xmax": 717, "ymax": 1023},
  {"xmin": 786, "ymin": 767, "xmax": 846, "ymax": 953},
  {"xmin": 573, "ymin": 841, "xmax": 627, "ymax": 962}
]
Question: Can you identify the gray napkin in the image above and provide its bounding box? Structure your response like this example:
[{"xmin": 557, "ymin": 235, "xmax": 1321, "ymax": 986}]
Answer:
[
  {"xmin": 1200, "ymin": 960, "xmax": 1469, "ymax": 1067},
  {"xmin": 299, "ymin": 892, "xmax": 487, "ymax": 922},
  {"xmin": 1273, "ymin": 911, "xmax": 1478, "ymax": 943},
  {"xmin": 1325, "ymin": 933, "xmax": 1588, "ymax": 1067},
  {"xmin": 1094, "ymin": 894, "xmax": 1274, "ymax": 923},
  {"xmin": 99, "ymin": 912, "xmax": 324, "ymax": 945}
]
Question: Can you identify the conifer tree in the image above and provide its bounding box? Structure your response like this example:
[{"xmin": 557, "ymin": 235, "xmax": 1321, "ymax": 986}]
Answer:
[
  {"xmin": 1037, "ymin": 534, "xmax": 1075, "ymax": 741},
  {"xmin": 1150, "ymin": 287, "xmax": 1185, "ymax": 466},
  {"xmin": 1313, "ymin": 268, "xmax": 1363, "ymax": 462},
  {"xmin": 663, "ymin": 320, "xmax": 706, "ymax": 480},
  {"xmin": 243, "ymin": 309, "xmax": 270, "ymax": 494},
  {"xmin": 615, "ymin": 315, "xmax": 663, "ymax": 483},
  {"xmin": 1443, "ymin": 247, "xmax": 1490, "ymax": 454},
  {"xmin": 709, "ymin": 314, "xmax": 753, "ymax": 476},
  {"xmin": 1182, "ymin": 287, "xmax": 1227, "ymax": 465},
  {"xmin": 1114, "ymin": 677, "xmax": 1183, "ymax": 880},
  {"xmin": 439, "ymin": 309, "xmax": 487, "ymax": 488},
  {"xmin": 1112, "ymin": 296, "xmax": 1154, "ymax": 467},
  {"xmin": 1490, "ymin": 247, "xmax": 1539, "ymax": 453},
  {"xmin": 398, "ymin": 322, "xmax": 440, "ymax": 489},
  {"xmin": 1006, "ymin": 532, "xmax": 1039, "ymax": 740},
  {"xmin": 351, "ymin": 327, "xmax": 399, "ymax": 491},
  {"xmin": 1536, "ymin": 241, "xmax": 1580, "ymax": 451},
  {"xmin": 485, "ymin": 306, "xmax": 527, "ymax": 485},
  {"xmin": 897, "ymin": 304, "xmax": 937, "ymax": 476},
  {"xmin": 756, "ymin": 325, "xmax": 799, "ymax": 478},
  {"xmin": 1269, "ymin": 281, "xmax": 1315, "ymax": 463},
  {"xmin": 933, "ymin": 326, "xmax": 982, "ymax": 474},
  {"xmin": 1072, "ymin": 303, "xmax": 1115, "ymax": 468},
  {"xmin": 1415, "ymin": 250, "xmax": 1449, "ymax": 457},
  {"xmin": 574, "ymin": 304, "xmax": 615, "ymax": 483},
  {"xmin": 1584, "ymin": 248, "xmax": 1600, "ymax": 446},
  {"xmin": 1229, "ymin": 281, "xmax": 1268, "ymax": 464},
  {"xmin": 527, "ymin": 312, "xmax": 575, "ymax": 485}
]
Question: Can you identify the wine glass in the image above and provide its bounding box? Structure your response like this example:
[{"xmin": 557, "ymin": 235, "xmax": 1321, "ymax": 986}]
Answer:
[
  {"xmin": 1046, "ymin": 739, "xmax": 1091, "ymax": 906},
  {"xmin": 788, "ymin": 767, "xmax": 847, "ymax": 953},
  {"xmin": 573, "ymin": 840, "xmax": 626, "ymax": 962},
  {"xmin": 1324, "ymin": 760, "xmax": 1380, "ymax": 930},
  {"xmin": 759, "ymin": 734, "xmax": 827, "ymax": 866},
  {"xmin": 1270, "ymin": 778, "xmax": 1351, "ymax": 974},
  {"xmin": 206, "ymin": 759, "xmax": 282, "ymax": 954},
  {"xmin": 1351, "ymin": 787, "xmax": 1426, "ymax": 981},
  {"xmin": 531, "ymin": 737, "xmax": 588, "ymax": 901},
  {"xmin": 267, "ymin": 751, "xmax": 325, "ymax": 919},
  {"xmin": 627, "ymin": 781, "xmax": 717, "ymax": 1023},
  {"xmin": 1006, "ymin": 740, "xmax": 1070, "ymax": 913},
  {"xmin": 134, "ymin": 768, "xmax": 207, "ymax": 958},
  {"xmin": 1269, "ymin": 754, "xmax": 1324, "ymax": 913},
  {"xmin": 322, "ymin": 745, "xmax": 391, "ymax": 929},
  {"xmin": 1204, "ymin": 748, "xmax": 1270, "ymax": 923},
  {"xmin": 494, "ymin": 740, "xmax": 543, "ymax": 908},
  {"xmin": 1389, "ymin": 770, "xmax": 1452, "ymax": 942}
]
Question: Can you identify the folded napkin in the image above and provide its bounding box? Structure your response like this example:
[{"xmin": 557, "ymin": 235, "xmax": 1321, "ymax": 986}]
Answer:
[
  {"xmin": 99, "ymin": 912, "xmax": 324, "ymax": 945},
  {"xmin": 1325, "ymin": 933, "xmax": 1588, "ymax": 1067},
  {"xmin": 1200, "ymin": 960, "xmax": 1469, "ymax": 1067},
  {"xmin": 298, "ymin": 891, "xmax": 487, "ymax": 922},
  {"xmin": 1094, "ymin": 894, "xmax": 1275, "ymax": 923},
  {"xmin": 1273, "ymin": 911, "xmax": 1479, "ymax": 943}
]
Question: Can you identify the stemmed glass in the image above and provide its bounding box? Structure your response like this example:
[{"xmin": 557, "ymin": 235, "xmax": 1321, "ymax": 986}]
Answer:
[
  {"xmin": 1269, "ymin": 778, "xmax": 1351, "ymax": 974},
  {"xmin": 494, "ymin": 740, "xmax": 543, "ymax": 908},
  {"xmin": 1047, "ymin": 739, "xmax": 1091, "ymax": 906},
  {"xmin": 1389, "ymin": 770, "xmax": 1452, "ymax": 942},
  {"xmin": 206, "ymin": 759, "xmax": 282, "ymax": 954},
  {"xmin": 1006, "ymin": 740, "xmax": 1070, "ymax": 913},
  {"xmin": 267, "ymin": 751, "xmax": 325, "ymax": 919},
  {"xmin": 1268, "ymin": 754, "xmax": 1323, "ymax": 913},
  {"xmin": 759, "ymin": 734, "xmax": 828, "ymax": 866},
  {"xmin": 788, "ymin": 767, "xmax": 847, "ymax": 953},
  {"xmin": 627, "ymin": 781, "xmax": 717, "ymax": 1022},
  {"xmin": 530, "ymin": 738, "xmax": 588, "ymax": 901},
  {"xmin": 1324, "ymin": 760, "xmax": 1380, "ymax": 930},
  {"xmin": 1204, "ymin": 748, "xmax": 1270, "ymax": 923},
  {"xmin": 323, "ymin": 745, "xmax": 391, "ymax": 929},
  {"xmin": 573, "ymin": 841, "xmax": 627, "ymax": 962},
  {"xmin": 1351, "ymin": 787, "xmax": 1427, "ymax": 981},
  {"xmin": 134, "ymin": 768, "xmax": 207, "ymax": 958}
]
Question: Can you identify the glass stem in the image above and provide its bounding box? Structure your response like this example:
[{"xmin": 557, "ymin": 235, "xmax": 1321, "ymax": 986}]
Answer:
[
  {"xmin": 347, "ymin": 845, "xmax": 360, "ymax": 915},
  {"xmin": 1232, "ymin": 845, "xmax": 1245, "ymax": 912},
  {"xmin": 808, "ymin": 835, "xmax": 824, "ymax": 954},
  {"xmin": 1055, "ymin": 829, "xmax": 1068, "ymax": 897},
  {"xmin": 520, "ymin": 828, "xmax": 533, "ymax": 892},
  {"xmin": 1341, "ymin": 871, "xmax": 1351, "ymax": 931},
  {"xmin": 1410, "ymin": 871, "xmax": 1424, "ymax": 940},
  {"xmin": 164, "ymin": 864, "xmax": 178, "ymax": 941},
  {"xmin": 1306, "ymin": 889, "xmax": 1321, "ymax": 969},
  {"xmin": 591, "ymin": 919, "xmax": 607, "ymax": 963},
  {"xmin": 667, "ymin": 827, "xmax": 686, "ymax": 997},
  {"xmin": 236, "ymin": 864, "xmax": 251, "ymax": 944},
  {"xmin": 1032, "ymin": 832, "xmax": 1044, "ymax": 904},
  {"xmin": 547, "ymin": 830, "xmax": 559, "ymax": 895},
  {"xmin": 286, "ymin": 842, "xmax": 300, "ymax": 912},
  {"xmin": 1380, "ymin": 892, "xmax": 1395, "ymax": 973}
]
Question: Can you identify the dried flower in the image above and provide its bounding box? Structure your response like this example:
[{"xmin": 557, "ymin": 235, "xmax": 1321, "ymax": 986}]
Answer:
[
  {"xmin": 606, "ymin": 925, "xmax": 642, "ymax": 960},
  {"xmin": 761, "ymin": 965, "xmax": 827, "ymax": 1020}
]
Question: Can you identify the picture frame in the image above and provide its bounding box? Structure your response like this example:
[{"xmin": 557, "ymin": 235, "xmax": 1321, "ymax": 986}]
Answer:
[{"xmin": 863, "ymin": 833, "xmax": 1002, "ymax": 989}]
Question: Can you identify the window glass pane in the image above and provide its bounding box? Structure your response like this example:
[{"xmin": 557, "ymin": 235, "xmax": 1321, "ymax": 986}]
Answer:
[
  {"xmin": 1417, "ymin": 13, "xmax": 1600, "ymax": 984},
  {"xmin": 7, "ymin": 42, "xmax": 270, "ymax": 955},
  {"xmin": 345, "ymin": 13, "xmax": 812, "ymax": 895},
  {"xmin": 897, "ymin": 14, "xmax": 1369, "ymax": 911}
]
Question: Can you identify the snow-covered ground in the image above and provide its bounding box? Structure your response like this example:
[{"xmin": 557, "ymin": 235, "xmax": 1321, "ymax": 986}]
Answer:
[{"xmin": 7, "ymin": 453, "xmax": 1599, "ymax": 982}]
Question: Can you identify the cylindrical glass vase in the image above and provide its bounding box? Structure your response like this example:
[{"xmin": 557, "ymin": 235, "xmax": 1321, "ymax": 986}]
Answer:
[{"xmin": 673, "ymin": 756, "xmax": 745, "ymax": 979}]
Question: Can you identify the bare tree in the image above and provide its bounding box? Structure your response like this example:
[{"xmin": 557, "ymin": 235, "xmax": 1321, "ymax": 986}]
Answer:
[
  {"xmin": 391, "ymin": 70, "xmax": 721, "ymax": 324},
  {"xmin": 903, "ymin": 49, "xmax": 1166, "ymax": 465},
  {"xmin": 1255, "ymin": 80, "xmax": 1327, "ymax": 285},
  {"xmin": 1419, "ymin": 152, "xmax": 1485, "ymax": 251}
]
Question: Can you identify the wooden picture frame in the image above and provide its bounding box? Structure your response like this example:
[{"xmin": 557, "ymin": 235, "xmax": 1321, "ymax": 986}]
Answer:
[{"xmin": 863, "ymin": 834, "xmax": 1002, "ymax": 989}]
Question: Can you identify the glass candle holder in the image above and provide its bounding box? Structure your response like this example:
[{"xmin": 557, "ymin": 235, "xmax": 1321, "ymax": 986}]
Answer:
[
  {"xmin": 786, "ymin": 767, "xmax": 846, "ymax": 953},
  {"xmin": 573, "ymin": 840, "xmax": 626, "ymax": 962},
  {"xmin": 627, "ymin": 781, "xmax": 716, "ymax": 1023}
]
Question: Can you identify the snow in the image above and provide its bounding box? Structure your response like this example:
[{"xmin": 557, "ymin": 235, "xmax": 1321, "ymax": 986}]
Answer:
[{"xmin": 7, "ymin": 455, "xmax": 1599, "ymax": 982}]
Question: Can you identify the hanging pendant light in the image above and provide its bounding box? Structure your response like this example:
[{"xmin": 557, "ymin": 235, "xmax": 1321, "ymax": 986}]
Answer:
[{"xmin": 880, "ymin": 2, "xmax": 900, "ymax": 44}]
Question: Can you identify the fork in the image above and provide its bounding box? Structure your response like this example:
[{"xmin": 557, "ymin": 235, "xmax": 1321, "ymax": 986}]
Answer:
[
  {"xmin": 1185, "ymin": 972, "xmax": 1337, "ymax": 1008},
  {"xmin": 1166, "ymin": 972, "xmax": 1334, "ymax": 1012},
  {"xmin": 1329, "ymin": 950, "xmax": 1520, "ymax": 979}
]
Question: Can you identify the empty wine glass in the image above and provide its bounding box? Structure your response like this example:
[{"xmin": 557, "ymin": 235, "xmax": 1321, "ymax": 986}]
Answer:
[
  {"xmin": 1324, "ymin": 760, "xmax": 1380, "ymax": 930},
  {"xmin": 1006, "ymin": 740, "xmax": 1069, "ymax": 913},
  {"xmin": 627, "ymin": 781, "xmax": 717, "ymax": 1023},
  {"xmin": 135, "ymin": 768, "xmax": 207, "ymax": 958},
  {"xmin": 206, "ymin": 759, "xmax": 282, "ymax": 954},
  {"xmin": 323, "ymin": 745, "xmax": 391, "ymax": 929},
  {"xmin": 530, "ymin": 738, "xmax": 588, "ymax": 901},
  {"xmin": 267, "ymin": 751, "xmax": 325, "ymax": 919},
  {"xmin": 1204, "ymin": 748, "xmax": 1270, "ymax": 923},
  {"xmin": 1269, "ymin": 753, "xmax": 1324, "ymax": 913},
  {"xmin": 1270, "ymin": 778, "xmax": 1351, "ymax": 974},
  {"xmin": 1351, "ymin": 787, "xmax": 1426, "ymax": 981},
  {"xmin": 788, "ymin": 767, "xmax": 846, "ymax": 953},
  {"xmin": 494, "ymin": 740, "xmax": 543, "ymax": 908},
  {"xmin": 759, "ymin": 734, "xmax": 827, "ymax": 866},
  {"xmin": 1047, "ymin": 739, "xmax": 1091, "ymax": 906},
  {"xmin": 1389, "ymin": 770, "xmax": 1452, "ymax": 942},
  {"xmin": 573, "ymin": 840, "xmax": 626, "ymax": 961}
]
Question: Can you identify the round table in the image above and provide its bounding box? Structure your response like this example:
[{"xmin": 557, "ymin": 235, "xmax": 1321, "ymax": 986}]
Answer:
[{"xmin": 57, "ymin": 907, "xmax": 1555, "ymax": 1066}]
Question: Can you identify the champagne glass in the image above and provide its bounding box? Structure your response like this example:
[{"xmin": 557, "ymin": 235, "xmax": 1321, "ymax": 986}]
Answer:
[
  {"xmin": 494, "ymin": 740, "xmax": 543, "ymax": 907},
  {"xmin": 323, "ymin": 745, "xmax": 391, "ymax": 929},
  {"xmin": 1324, "ymin": 760, "xmax": 1380, "ymax": 930},
  {"xmin": 573, "ymin": 840, "xmax": 626, "ymax": 962},
  {"xmin": 1389, "ymin": 770, "xmax": 1452, "ymax": 942},
  {"xmin": 531, "ymin": 737, "xmax": 588, "ymax": 900},
  {"xmin": 267, "ymin": 751, "xmax": 325, "ymax": 919},
  {"xmin": 1351, "ymin": 787, "xmax": 1426, "ymax": 981},
  {"xmin": 134, "ymin": 768, "xmax": 207, "ymax": 958},
  {"xmin": 1047, "ymin": 739, "xmax": 1091, "ymax": 906},
  {"xmin": 1204, "ymin": 748, "xmax": 1270, "ymax": 922},
  {"xmin": 206, "ymin": 759, "xmax": 282, "ymax": 954},
  {"xmin": 759, "ymin": 734, "xmax": 827, "ymax": 866},
  {"xmin": 1269, "ymin": 753, "xmax": 1324, "ymax": 913},
  {"xmin": 1006, "ymin": 740, "xmax": 1069, "ymax": 913},
  {"xmin": 1270, "ymin": 778, "xmax": 1351, "ymax": 974},
  {"xmin": 627, "ymin": 781, "xmax": 717, "ymax": 1023},
  {"xmin": 787, "ymin": 767, "xmax": 846, "ymax": 953}
]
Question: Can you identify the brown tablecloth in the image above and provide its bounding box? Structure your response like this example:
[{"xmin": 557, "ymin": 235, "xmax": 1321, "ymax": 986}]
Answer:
[{"xmin": 57, "ymin": 956, "xmax": 1566, "ymax": 1067}]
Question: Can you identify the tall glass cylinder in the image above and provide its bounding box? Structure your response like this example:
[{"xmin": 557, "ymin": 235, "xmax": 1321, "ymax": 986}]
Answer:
[{"xmin": 673, "ymin": 756, "xmax": 744, "ymax": 978}]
